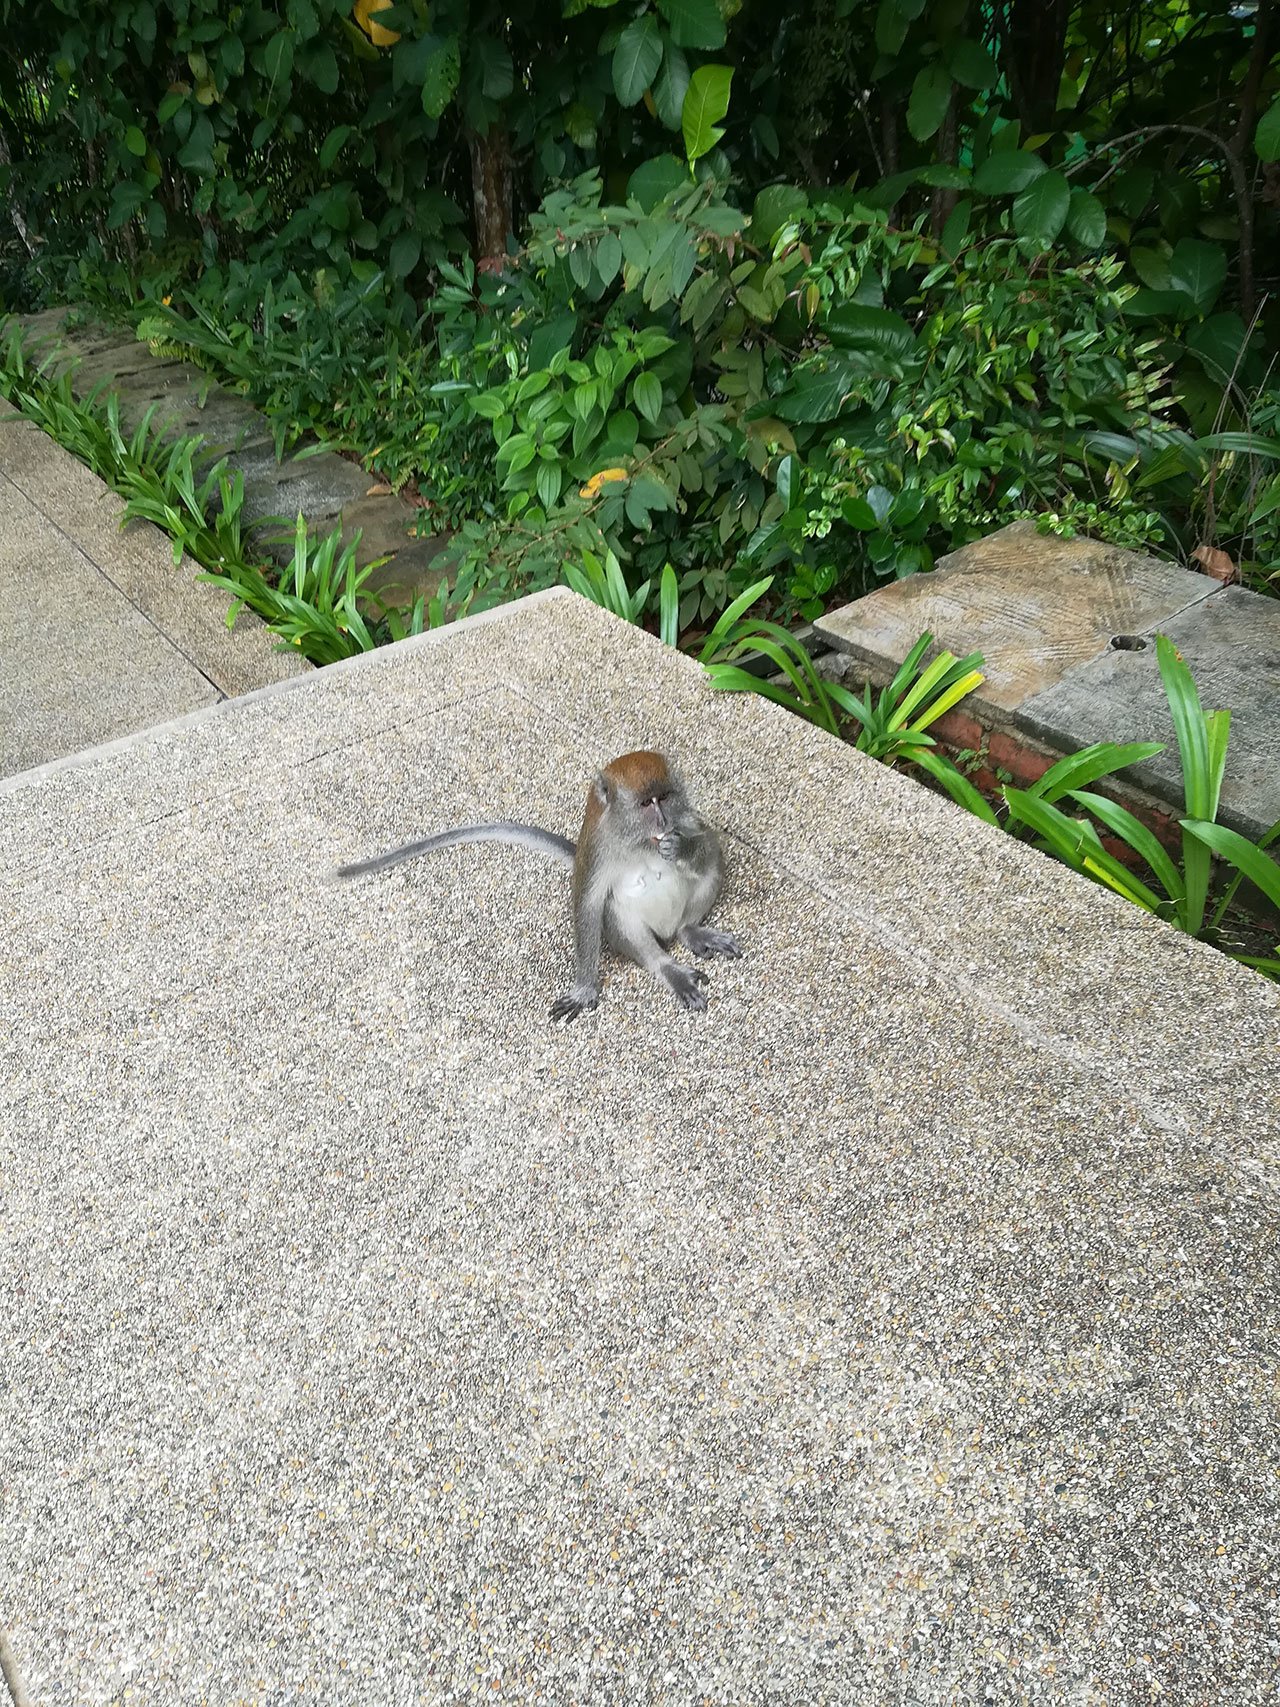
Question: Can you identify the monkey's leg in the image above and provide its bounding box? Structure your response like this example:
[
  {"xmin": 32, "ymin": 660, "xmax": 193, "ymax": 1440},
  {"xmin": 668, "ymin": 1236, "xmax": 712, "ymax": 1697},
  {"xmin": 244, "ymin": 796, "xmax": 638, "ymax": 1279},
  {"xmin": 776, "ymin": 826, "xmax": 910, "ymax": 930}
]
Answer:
[
  {"xmin": 613, "ymin": 915, "xmax": 710, "ymax": 1013},
  {"xmin": 679, "ymin": 923, "xmax": 743, "ymax": 959}
]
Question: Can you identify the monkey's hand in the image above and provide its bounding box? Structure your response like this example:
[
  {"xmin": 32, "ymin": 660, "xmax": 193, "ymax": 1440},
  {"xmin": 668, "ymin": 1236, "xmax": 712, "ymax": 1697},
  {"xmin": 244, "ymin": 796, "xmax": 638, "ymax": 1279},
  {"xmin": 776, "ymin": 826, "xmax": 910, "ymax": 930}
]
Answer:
[
  {"xmin": 662, "ymin": 963, "xmax": 710, "ymax": 1012},
  {"xmin": 680, "ymin": 924, "xmax": 743, "ymax": 960},
  {"xmin": 657, "ymin": 830, "xmax": 684, "ymax": 863},
  {"xmin": 550, "ymin": 984, "xmax": 600, "ymax": 1023}
]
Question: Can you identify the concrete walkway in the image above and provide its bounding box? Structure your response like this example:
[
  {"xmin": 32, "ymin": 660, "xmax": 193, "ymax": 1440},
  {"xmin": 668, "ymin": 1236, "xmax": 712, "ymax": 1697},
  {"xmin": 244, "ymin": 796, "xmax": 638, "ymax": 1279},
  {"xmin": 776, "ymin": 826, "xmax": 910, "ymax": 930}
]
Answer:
[
  {"xmin": 0, "ymin": 403, "xmax": 306, "ymax": 776},
  {"xmin": 3, "ymin": 586, "xmax": 1279, "ymax": 1704}
]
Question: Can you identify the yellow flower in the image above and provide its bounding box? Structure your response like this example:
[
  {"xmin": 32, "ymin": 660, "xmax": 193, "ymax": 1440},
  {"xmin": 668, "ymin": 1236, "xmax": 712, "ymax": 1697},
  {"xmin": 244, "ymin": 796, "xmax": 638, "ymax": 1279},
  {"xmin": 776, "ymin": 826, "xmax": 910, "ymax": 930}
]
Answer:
[{"xmin": 579, "ymin": 466, "xmax": 629, "ymax": 499}]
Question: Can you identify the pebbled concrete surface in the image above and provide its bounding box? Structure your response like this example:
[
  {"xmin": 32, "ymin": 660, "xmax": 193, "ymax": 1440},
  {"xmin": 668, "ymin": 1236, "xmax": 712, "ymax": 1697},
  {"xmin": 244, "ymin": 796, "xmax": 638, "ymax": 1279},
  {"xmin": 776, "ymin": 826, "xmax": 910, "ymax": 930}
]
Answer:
[
  {"xmin": 2, "ymin": 591, "xmax": 1279, "ymax": 1704},
  {"xmin": 0, "ymin": 404, "xmax": 306, "ymax": 777}
]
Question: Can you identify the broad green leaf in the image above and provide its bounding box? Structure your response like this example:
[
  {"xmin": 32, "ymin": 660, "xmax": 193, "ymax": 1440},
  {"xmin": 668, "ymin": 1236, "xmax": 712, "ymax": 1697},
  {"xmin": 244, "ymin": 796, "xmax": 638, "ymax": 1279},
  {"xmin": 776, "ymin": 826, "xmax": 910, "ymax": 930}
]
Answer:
[
  {"xmin": 614, "ymin": 14, "xmax": 663, "ymax": 107},
  {"xmin": 176, "ymin": 113, "xmax": 215, "ymax": 173},
  {"xmin": 319, "ymin": 125, "xmax": 352, "ymax": 170},
  {"xmin": 875, "ymin": 0, "xmax": 908, "ymax": 54},
  {"xmin": 823, "ymin": 303, "xmax": 915, "ymax": 357},
  {"xmin": 124, "ymin": 125, "xmax": 147, "ymax": 157},
  {"xmin": 772, "ymin": 358, "xmax": 862, "ymax": 423},
  {"xmin": 388, "ymin": 231, "xmax": 420, "ymax": 278},
  {"xmin": 1186, "ymin": 313, "xmax": 1250, "ymax": 383},
  {"xmin": 595, "ymin": 230, "xmax": 623, "ymax": 287},
  {"xmin": 1168, "ymin": 238, "xmax": 1227, "ymax": 316},
  {"xmin": 652, "ymin": 39, "xmax": 690, "ymax": 129},
  {"xmin": 628, "ymin": 153, "xmax": 687, "ymax": 211},
  {"xmin": 656, "ymin": 0, "xmax": 726, "ymax": 51},
  {"xmin": 1065, "ymin": 188, "xmax": 1106, "ymax": 249},
  {"xmin": 1013, "ymin": 169, "xmax": 1070, "ymax": 245},
  {"xmin": 263, "ymin": 28, "xmax": 295, "ymax": 87},
  {"xmin": 948, "ymin": 37, "xmax": 998, "ymax": 89},
  {"xmin": 304, "ymin": 42, "xmax": 339, "ymax": 94},
  {"xmin": 632, "ymin": 372, "xmax": 663, "ymax": 425},
  {"xmin": 1255, "ymin": 99, "xmax": 1280, "ymax": 161},
  {"xmin": 918, "ymin": 163, "xmax": 971, "ymax": 189},
  {"xmin": 973, "ymin": 150, "xmax": 1047, "ymax": 195},
  {"xmin": 751, "ymin": 183, "xmax": 809, "ymax": 246},
  {"xmin": 907, "ymin": 63, "xmax": 951, "ymax": 142},
  {"xmin": 420, "ymin": 34, "xmax": 460, "ymax": 119},
  {"xmin": 940, "ymin": 198, "xmax": 971, "ymax": 255},
  {"xmin": 682, "ymin": 64, "xmax": 733, "ymax": 165},
  {"xmin": 476, "ymin": 35, "xmax": 513, "ymax": 99},
  {"xmin": 535, "ymin": 461, "xmax": 562, "ymax": 511}
]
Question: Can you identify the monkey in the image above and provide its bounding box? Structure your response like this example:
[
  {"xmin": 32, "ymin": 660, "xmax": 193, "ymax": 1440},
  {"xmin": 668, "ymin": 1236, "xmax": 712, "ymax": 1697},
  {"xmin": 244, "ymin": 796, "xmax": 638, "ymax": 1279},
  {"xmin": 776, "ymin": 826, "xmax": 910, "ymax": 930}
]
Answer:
[{"xmin": 335, "ymin": 750, "xmax": 742, "ymax": 1020}]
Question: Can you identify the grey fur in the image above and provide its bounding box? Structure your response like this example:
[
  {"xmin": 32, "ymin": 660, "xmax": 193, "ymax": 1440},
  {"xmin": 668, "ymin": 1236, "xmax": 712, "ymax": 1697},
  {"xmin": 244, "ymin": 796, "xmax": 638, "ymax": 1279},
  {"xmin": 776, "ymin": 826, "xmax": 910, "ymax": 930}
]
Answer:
[{"xmin": 335, "ymin": 821, "xmax": 576, "ymax": 880}]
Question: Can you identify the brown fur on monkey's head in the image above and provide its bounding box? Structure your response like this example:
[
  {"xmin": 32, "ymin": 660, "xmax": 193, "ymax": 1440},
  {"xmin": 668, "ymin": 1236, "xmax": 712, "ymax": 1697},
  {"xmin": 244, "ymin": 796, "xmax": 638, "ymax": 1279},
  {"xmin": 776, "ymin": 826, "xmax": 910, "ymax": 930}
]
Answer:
[{"xmin": 582, "ymin": 750, "xmax": 675, "ymax": 833}]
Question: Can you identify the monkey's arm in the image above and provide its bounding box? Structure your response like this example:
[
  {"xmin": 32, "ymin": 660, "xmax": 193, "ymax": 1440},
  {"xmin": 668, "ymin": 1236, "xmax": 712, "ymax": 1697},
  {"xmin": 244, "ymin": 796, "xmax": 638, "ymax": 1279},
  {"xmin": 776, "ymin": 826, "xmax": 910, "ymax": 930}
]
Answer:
[
  {"xmin": 549, "ymin": 867, "xmax": 611, "ymax": 1022},
  {"xmin": 335, "ymin": 822, "xmax": 575, "ymax": 880}
]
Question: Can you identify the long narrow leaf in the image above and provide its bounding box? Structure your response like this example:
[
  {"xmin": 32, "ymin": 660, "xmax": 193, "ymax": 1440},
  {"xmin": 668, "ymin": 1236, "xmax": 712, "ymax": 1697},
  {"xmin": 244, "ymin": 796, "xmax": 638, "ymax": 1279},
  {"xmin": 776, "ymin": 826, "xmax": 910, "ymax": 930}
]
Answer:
[
  {"xmin": 696, "ymin": 577, "xmax": 774, "ymax": 661},
  {"xmin": 1182, "ymin": 820, "xmax": 1280, "ymax": 913},
  {"xmin": 911, "ymin": 747, "xmax": 1000, "ymax": 826},
  {"xmin": 886, "ymin": 632, "xmax": 934, "ymax": 703},
  {"xmin": 1067, "ymin": 788, "xmax": 1184, "ymax": 903},
  {"xmin": 1004, "ymin": 789, "xmax": 1164, "ymax": 910},
  {"xmin": 1030, "ymin": 740, "xmax": 1165, "ymax": 802},
  {"xmin": 890, "ymin": 649, "xmax": 961, "ymax": 728},
  {"xmin": 704, "ymin": 663, "xmax": 814, "ymax": 722},
  {"xmin": 658, "ymin": 563, "xmax": 679, "ymax": 648},
  {"xmin": 907, "ymin": 667, "xmax": 985, "ymax": 732},
  {"xmin": 1156, "ymin": 633, "xmax": 1210, "ymax": 815}
]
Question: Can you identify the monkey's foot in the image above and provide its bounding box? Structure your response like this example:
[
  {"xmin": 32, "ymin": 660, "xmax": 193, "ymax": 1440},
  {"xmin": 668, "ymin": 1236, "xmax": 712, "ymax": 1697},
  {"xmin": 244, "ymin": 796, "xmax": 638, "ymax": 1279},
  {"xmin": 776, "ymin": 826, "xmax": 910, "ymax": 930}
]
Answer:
[
  {"xmin": 550, "ymin": 986, "xmax": 600, "ymax": 1023},
  {"xmin": 680, "ymin": 924, "xmax": 743, "ymax": 960},
  {"xmin": 664, "ymin": 964, "xmax": 710, "ymax": 1012}
]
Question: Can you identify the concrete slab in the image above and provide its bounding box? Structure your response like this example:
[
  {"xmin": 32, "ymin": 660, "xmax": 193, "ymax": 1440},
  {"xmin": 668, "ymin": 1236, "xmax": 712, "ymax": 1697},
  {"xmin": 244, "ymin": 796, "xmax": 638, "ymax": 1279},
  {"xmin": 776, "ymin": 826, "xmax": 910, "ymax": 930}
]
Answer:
[
  {"xmin": 1019, "ymin": 584, "xmax": 1280, "ymax": 839},
  {"xmin": 815, "ymin": 520, "xmax": 1280, "ymax": 849},
  {"xmin": 2, "ymin": 591, "xmax": 1278, "ymax": 1704},
  {"xmin": 815, "ymin": 520, "xmax": 1215, "ymax": 713},
  {"xmin": 0, "ymin": 406, "xmax": 307, "ymax": 774},
  {"xmin": 7, "ymin": 311, "xmax": 440, "ymax": 602}
]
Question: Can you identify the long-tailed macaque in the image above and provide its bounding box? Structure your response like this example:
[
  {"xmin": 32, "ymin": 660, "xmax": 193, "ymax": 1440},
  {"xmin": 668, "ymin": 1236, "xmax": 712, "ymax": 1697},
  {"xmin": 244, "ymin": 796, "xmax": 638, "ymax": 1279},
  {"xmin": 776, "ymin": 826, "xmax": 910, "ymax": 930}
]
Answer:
[{"xmin": 336, "ymin": 750, "xmax": 741, "ymax": 1019}]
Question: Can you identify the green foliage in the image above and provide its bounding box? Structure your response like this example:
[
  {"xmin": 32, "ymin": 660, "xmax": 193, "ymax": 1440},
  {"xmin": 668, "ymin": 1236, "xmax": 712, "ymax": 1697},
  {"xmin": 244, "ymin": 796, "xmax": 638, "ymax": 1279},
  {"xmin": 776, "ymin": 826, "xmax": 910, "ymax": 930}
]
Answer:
[
  {"xmin": 200, "ymin": 512, "xmax": 428, "ymax": 664},
  {"xmin": 10, "ymin": 0, "xmax": 1279, "ymax": 643},
  {"xmin": 0, "ymin": 324, "xmax": 426, "ymax": 663},
  {"xmin": 1004, "ymin": 636, "xmax": 1280, "ymax": 977}
]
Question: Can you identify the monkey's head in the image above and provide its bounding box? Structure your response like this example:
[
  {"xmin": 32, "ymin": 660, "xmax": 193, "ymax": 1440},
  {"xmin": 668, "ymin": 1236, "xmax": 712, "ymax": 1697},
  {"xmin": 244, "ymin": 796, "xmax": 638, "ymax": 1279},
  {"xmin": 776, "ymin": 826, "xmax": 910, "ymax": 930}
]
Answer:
[{"xmin": 589, "ymin": 750, "xmax": 679, "ymax": 845}]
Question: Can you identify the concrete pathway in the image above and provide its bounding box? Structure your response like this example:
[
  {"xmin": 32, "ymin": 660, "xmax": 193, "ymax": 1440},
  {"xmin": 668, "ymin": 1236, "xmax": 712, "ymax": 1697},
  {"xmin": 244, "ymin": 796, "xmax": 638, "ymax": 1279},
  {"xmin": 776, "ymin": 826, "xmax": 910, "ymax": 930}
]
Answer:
[
  {"xmin": 2, "ymin": 589, "xmax": 1278, "ymax": 1704},
  {"xmin": 0, "ymin": 403, "xmax": 306, "ymax": 777}
]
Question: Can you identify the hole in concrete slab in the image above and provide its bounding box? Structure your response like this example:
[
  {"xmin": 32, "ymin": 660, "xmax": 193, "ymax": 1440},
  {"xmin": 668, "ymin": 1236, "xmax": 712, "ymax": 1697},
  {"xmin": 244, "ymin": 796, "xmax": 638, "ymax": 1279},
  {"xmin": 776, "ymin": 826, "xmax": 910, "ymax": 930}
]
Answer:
[{"xmin": 1110, "ymin": 633, "xmax": 1148, "ymax": 651}]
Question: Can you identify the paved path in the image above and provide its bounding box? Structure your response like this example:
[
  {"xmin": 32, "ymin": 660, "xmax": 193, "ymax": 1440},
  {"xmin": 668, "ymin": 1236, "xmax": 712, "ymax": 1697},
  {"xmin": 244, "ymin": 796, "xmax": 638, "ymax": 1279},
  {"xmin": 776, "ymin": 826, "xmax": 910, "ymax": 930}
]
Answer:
[
  {"xmin": 2, "ymin": 590, "xmax": 1278, "ymax": 1704},
  {"xmin": 0, "ymin": 403, "xmax": 305, "ymax": 777}
]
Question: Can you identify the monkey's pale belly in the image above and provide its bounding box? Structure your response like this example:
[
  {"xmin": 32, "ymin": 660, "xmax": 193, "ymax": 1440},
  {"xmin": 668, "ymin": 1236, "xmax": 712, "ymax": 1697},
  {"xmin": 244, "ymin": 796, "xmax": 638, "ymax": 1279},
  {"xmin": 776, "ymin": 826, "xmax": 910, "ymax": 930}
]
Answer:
[{"xmin": 614, "ymin": 854, "xmax": 690, "ymax": 939}]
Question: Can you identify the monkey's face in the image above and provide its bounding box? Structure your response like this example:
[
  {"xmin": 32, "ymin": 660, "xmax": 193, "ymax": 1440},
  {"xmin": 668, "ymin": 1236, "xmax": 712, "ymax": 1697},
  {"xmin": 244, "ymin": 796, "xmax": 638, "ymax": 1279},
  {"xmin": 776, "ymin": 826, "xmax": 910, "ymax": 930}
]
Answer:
[{"xmin": 636, "ymin": 789, "xmax": 669, "ymax": 842}]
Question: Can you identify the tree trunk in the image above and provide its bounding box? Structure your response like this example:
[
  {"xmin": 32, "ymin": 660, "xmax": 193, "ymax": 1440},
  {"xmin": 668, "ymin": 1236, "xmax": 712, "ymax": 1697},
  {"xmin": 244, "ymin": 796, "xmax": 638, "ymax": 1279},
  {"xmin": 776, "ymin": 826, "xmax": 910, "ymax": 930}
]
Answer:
[
  {"xmin": 999, "ymin": 0, "xmax": 1072, "ymax": 134},
  {"xmin": 467, "ymin": 125, "xmax": 512, "ymax": 269}
]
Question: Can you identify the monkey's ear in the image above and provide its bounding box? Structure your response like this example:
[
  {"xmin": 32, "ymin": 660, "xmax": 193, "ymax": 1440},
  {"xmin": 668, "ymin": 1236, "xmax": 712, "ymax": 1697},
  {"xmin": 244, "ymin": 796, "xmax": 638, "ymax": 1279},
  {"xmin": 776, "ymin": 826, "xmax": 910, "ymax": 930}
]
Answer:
[{"xmin": 592, "ymin": 771, "xmax": 613, "ymax": 807}]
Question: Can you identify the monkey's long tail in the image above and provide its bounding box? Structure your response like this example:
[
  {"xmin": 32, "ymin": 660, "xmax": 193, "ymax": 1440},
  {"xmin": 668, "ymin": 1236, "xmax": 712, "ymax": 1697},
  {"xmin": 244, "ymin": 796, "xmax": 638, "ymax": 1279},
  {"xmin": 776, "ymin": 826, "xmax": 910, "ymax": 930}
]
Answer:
[{"xmin": 334, "ymin": 822, "xmax": 577, "ymax": 880}]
